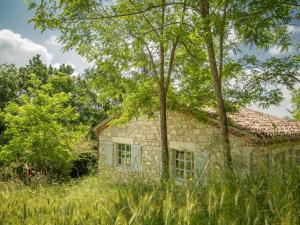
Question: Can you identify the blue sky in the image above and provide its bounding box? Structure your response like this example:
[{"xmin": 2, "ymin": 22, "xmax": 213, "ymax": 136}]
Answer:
[
  {"xmin": 0, "ymin": 0, "xmax": 91, "ymax": 72},
  {"xmin": 0, "ymin": 0, "xmax": 299, "ymax": 118}
]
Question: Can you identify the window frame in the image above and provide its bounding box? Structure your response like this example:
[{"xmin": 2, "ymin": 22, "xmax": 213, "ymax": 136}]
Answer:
[
  {"xmin": 172, "ymin": 149, "xmax": 195, "ymax": 181},
  {"xmin": 116, "ymin": 143, "xmax": 132, "ymax": 168}
]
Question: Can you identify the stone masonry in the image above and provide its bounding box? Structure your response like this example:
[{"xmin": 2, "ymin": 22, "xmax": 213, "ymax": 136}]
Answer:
[{"xmin": 98, "ymin": 111, "xmax": 256, "ymax": 178}]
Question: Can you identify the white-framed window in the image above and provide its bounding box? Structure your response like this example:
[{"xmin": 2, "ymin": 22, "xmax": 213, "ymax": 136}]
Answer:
[
  {"xmin": 174, "ymin": 149, "xmax": 195, "ymax": 180},
  {"xmin": 104, "ymin": 141, "xmax": 141, "ymax": 171},
  {"xmin": 117, "ymin": 143, "xmax": 131, "ymax": 167}
]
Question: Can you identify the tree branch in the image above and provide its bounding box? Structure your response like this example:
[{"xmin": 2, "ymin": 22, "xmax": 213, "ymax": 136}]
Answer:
[
  {"xmin": 165, "ymin": 1, "xmax": 187, "ymax": 91},
  {"xmin": 65, "ymin": 2, "xmax": 199, "ymax": 22}
]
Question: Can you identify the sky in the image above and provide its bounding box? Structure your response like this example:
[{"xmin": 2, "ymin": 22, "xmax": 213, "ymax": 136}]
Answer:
[
  {"xmin": 0, "ymin": 0, "xmax": 299, "ymax": 118},
  {"xmin": 0, "ymin": 0, "xmax": 91, "ymax": 73}
]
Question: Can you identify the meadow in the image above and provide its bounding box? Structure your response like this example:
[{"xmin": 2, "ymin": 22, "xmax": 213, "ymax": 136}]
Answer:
[{"xmin": 1, "ymin": 166, "xmax": 300, "ymax": 225}]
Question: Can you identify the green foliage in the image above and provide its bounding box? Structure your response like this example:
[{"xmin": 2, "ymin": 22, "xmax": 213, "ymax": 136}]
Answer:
[
  {"xmin": 18, "ymin": 55, "xmax": 54, "ymax": 93},
  {"xmin": 28, "ymin": 0, "xmax": 190, "ymax": 123},
  {"xmin": 0, "ymin": 75, "xmax": 85, "ymax": 176},
  {"xmin": 292, "ymin": 89, "xmax": 300, "ymax": 120},
  {"xmin": 70, "ymin": 152, "xmax": 97, "ymax": 178},
  {"xmin": 225, "ymin": 55, "xmax": 300, "ymax": 108},
  {"xmin": 1, "ymin": 166, "xmax": 300, "ymax": 224},
  {"xmin": 69, "ymin": 138, "xmax": 97, "ymax": 178},
  {"xmin": 176, "ymin": 0, "xmax": 298, "ymax": 112},
  {"xmin": 27, "ymin": 0, "xmax": 299, "ymax": 111},
  {"xmin": 0, "ymin": 54, "xmax": 109, "ymax": 129},
  {"xmin": 0, "ymin": 64, "xmax": 20, "ymax": 110},
  {"xmin": 0, "ymin": 64, "xmax": 20, "ymax": 144}
]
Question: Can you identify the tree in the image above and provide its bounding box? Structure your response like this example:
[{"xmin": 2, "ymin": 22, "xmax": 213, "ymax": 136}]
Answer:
[
  {"xmin": 0, "ymin": 64, "xmax": 20, "ymax": 110},
  {"xmin": 18, "ymin": 55, "xmax": 52, "ymax": 94},
  {"xmin": 28, "ymin": 0, "xmax": 189, "ymax": 179},
  {"xmin": 0, "ymin": 75, "xmax": 85, "ymax": 176},
  {"xmin": 28, "ymin": 0, "xmax": 299, "ymax": 173},
  {"xmin": 160, "ymin": 0, "xmax": 298, "ymax": 170},
  {"xmin": 0, "ymin": 64, "xmax": 20, "ymax": 145},
  {"xmin": 73, "ymin": 69, "xmax": 112, "ymax": 126},
  {"xmin": 177, "ymin": 0, "xmax": 297, "ymax": 170}
]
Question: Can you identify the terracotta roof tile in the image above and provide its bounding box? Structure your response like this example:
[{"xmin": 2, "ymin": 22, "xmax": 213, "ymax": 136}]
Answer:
[{"xmin": 228, "ymin": 108, "xmax": 300, "ymax": 138}]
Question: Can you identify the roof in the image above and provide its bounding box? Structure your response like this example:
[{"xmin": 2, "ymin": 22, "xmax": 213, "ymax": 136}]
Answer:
[
  {"xmin": 94, "ymin": 108, "xmax": 300, "ymax": 142},
  {"xmin": 227, "ymin": 108, "xmax": 300, "ymax": 139},
  {"xmin": 93, "ymin": 115, "xmax": 120, "ymax": 133}
]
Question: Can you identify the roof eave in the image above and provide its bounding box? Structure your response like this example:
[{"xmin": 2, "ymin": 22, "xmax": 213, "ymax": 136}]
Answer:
[{"xmin": 93, "ymin": 115, "xmax": 120, "ymax": 133}]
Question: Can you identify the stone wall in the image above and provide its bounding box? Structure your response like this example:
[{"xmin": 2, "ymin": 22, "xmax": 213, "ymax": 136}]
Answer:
[
  {"xmin": 98, "ymin": 111, "xmax": 293, "ymax": 178},
  {"xmin": 252, "ymin": 139, "xmax": 300, "ymax": 168}
]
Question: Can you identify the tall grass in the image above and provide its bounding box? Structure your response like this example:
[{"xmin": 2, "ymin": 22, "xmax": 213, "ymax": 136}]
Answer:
[{"xmin": 0, "ymin": 165, "xmax": 300, "ymax": 225}]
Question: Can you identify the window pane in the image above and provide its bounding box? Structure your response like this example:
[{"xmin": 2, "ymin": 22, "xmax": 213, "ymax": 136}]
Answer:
[
  {"xmin": 187, "ymin": 152, "xmax": 194, "ymax": 161},
  {"xmin": 176, "ymin": 170, "xmax": 184, "ymax": 179},
  {"xmin": 118, "ymin": 144, "xmax": 131, "ymax": 167},
  {"xmin": 176, "ymin": 150, "xmax": 184, "ymax": 159},
  {"xmin": 187, "ymin": 161, "xmax": 194, "ymax": 170},
  {"xmin": 173, "ymin": 149, "xmax": 195, "ymax": 181},
  {"xmin": 179, "ymin": 160, "xmax": 184, "ymax": 169},
  {"xmin": 180, "ymin": 151, "xmax": 184, "ymax": 160}
]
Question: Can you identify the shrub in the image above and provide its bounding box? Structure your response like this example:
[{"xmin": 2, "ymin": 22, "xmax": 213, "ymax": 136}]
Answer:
[
  {"xmin": 0, "ymin": 75, "xmax": 86, "ymax": 179},
  {"xmin": 70, "ymin": 152, "xmax": 97, "ymax": 178},
  {"xmin": 70, "ymin": 138, "xmax": 97, "ymax": 178}
]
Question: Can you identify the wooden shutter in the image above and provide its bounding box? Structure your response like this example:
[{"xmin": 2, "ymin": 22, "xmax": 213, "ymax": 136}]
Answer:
[
  {"xmin": 195, "ymin": 150, "xmax": 209, "ymax": 178},
  {"xmin": 104, "ymin": 142, "xmax": 114, "ymax": 166},
  {"xmin": 131, "ymin": 144, "xmax": 141, "ymax": 171}
]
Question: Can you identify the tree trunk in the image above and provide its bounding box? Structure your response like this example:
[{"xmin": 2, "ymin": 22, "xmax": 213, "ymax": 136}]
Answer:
[
  {"xmin": 200, "ymin": 0, "xmax": 233, "ymax": 171},
  {"xmin": 160, "ymin": 87, "xmax": 169, "ymax": 180},
  {"xmin": 159, "ymin": 0, "xmax": 169, "ymax": 180},
  {"xmin": 212, "ymin": 74, "xmax": 233, "ymax": 171}
]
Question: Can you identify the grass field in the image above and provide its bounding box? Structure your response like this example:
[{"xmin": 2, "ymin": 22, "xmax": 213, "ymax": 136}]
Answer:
[{"xmin": 1, "ymin": 168, "xmax": 300, "ymax": 225}]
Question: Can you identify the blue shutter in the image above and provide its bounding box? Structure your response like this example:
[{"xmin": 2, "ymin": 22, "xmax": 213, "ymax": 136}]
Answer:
[
  {"xmin": 104, "ymin": 142, "xmax": 114, "ymax": 166},
  {"xmin": 131, "ymin": 144, "xmax": 141, "ymax": 172},
  {"xmin": 195, "ymin": 150, "xmax": 209, "ymax": 178}
]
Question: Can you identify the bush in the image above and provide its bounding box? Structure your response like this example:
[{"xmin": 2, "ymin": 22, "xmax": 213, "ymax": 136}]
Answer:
[
  {"xmin": 0, "ymin": 75, "xmax": 86, "ymax": 178},
  {"xmin": 70, "ymin": 152, "xmax": 97, "ymax": 178}
]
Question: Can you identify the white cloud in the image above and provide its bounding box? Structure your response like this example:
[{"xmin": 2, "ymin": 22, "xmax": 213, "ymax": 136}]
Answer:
[
  {"xmin": 268, "ymin": 46, "xmax": 281, "ymax": 55},
  {"xmin": 227, "ymin": 28, "xmax": 236, "ymax": 42},
  {"xmin": 287, "ymin": 25, "xmax": 300, "ymax": 33},
  {"xmin": 0, "ymin": 29, "xmax": 53, "ymax": 66},
  {"xmin": 46, "ymin": 35, "xmax": 94, "ymax": 71},
  {"xmin": 46, "ymin": 35, "xmax": 60, "ymax": 47},
  {"xmin": 268, "ymin": 45, "xmax": 295, "ymax": 56}
]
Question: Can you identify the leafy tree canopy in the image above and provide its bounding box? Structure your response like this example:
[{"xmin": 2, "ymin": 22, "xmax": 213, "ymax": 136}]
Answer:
[{"xmin": 0, "ymin": 75, "xmax": 86, "ymax": 176}]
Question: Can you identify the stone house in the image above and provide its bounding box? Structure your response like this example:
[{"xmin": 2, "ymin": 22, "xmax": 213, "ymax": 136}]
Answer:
[{"xmin": 94, "ymin": 108, "xmax": 300, "ymax": 180}]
